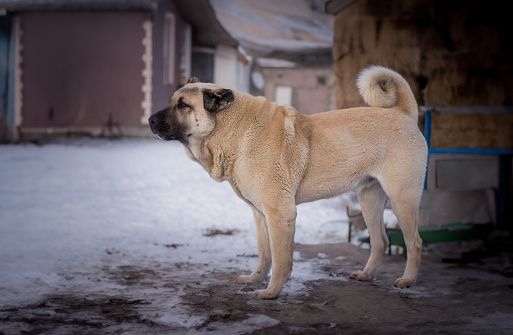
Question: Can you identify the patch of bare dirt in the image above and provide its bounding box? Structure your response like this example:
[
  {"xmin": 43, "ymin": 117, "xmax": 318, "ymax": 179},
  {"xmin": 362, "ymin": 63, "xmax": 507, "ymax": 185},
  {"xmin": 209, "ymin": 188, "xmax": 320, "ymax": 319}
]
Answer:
[
  {"xmin": 203, "ymin": 228, "xmax": 239, "ymax": 237},
  {"xmin": 1, "ymin": 238, "xmax": 513, "ymax": 335}
]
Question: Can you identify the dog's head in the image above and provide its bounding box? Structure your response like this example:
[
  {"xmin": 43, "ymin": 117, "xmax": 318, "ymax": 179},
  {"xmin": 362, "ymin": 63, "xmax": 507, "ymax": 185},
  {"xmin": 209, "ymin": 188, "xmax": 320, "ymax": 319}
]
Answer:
[{"xmin": 149, "ymin": 78, "xmax": 234, "ymax": 143}]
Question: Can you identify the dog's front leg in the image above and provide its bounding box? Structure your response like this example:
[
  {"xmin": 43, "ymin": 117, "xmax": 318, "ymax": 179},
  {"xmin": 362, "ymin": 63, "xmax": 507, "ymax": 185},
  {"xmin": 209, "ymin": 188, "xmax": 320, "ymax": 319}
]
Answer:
[
  {"xmin": 251, "ymin": 204, "xmax": 296, "ymax": 300},
  {"xmin": 236, "ymin": 206, "xmax": 271, "ymax": 284}
]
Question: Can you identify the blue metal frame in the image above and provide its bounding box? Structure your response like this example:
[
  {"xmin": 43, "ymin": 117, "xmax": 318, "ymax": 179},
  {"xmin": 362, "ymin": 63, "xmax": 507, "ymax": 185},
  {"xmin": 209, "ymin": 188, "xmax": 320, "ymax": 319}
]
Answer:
[
  {"xmin": 423, "ymin": 108, "xmax": 513, "ymax": 226},
  {"xmin": 424, "ymin": 109, "xmax": 432, "ymax": 149},
  {"xmin": 424, "ymin": 108, "xmax": 513, "ymax": 155},
  {"xmin": 429, "ymin": 148, "xmax": 513, "ymax": 155}
]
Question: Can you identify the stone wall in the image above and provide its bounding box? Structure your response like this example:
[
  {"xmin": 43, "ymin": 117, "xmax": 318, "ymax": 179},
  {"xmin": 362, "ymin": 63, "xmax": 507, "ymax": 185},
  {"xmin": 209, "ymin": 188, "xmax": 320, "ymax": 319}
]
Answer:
[{"xmin": 332, "ymin": 0, "xmax": 513, "ymax": 148}]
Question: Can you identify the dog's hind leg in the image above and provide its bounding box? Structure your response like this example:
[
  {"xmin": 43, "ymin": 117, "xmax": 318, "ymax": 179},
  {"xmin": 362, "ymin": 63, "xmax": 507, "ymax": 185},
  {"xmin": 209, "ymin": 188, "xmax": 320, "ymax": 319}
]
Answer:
[
  {"xmin": 387, "ymin": 188, "xmax": 423, "ymax": 288},
  {"xmin": 350, "ymin": 182, "xmax": 389, "ymax": 281},
  {"xmin": 236, "ymin": 206, "xmax": 271, "ymax": 284}
]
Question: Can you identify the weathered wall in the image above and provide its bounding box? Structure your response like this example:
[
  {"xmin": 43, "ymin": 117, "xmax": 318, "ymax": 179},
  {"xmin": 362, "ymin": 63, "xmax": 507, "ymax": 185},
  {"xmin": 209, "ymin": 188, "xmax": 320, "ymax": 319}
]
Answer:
[
  {"xmin": 430, "ymin": 111, "xmax": 513, "ymax": 149},
  {"xmin": 332, "ymin": 0, "xmax": 513, "ymax": 148},
  {"xmin": 151, "ymin": 0, "xmax": 188, "ymax": 111},
  {"xmin": 0, "ymin": 18, "xmax": 8, "ymax": 143},
  {"xmin": 21, "ymin": 12, "xmax": 147, "ymax": 129},
  {"xmin": 261, "ymin": 67, "xmax": 335, "ymax": 115}
]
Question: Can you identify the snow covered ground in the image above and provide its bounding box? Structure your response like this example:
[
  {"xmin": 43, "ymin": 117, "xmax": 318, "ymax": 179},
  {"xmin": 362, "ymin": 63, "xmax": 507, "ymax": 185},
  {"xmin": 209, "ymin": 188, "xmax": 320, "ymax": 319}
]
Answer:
[
  {"xmin": 2, "ymin": 138, "xmax": 512, "ymax": 335},
  {"xmin": 0, "ymin": 138, "xmax": 354, "ymax": 309}
]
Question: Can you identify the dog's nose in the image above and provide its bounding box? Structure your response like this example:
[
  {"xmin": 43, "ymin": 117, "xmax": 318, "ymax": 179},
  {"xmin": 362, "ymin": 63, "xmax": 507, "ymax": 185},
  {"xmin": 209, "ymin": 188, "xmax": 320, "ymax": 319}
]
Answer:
[{"xmin": 149, "ymin": 114, "xmax": 159, "ymax": 126}]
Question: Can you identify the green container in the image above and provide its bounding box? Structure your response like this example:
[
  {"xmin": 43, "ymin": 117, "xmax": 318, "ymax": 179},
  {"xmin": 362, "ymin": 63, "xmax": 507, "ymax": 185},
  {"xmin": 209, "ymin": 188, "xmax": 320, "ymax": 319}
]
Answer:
[{"xmin": 388, "ymin": 223, "xmax": 494, "ymax": 246}]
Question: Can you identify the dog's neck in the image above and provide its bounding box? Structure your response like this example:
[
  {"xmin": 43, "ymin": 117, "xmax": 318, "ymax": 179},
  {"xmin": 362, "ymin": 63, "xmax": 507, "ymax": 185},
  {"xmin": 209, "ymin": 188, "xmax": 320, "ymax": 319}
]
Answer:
[{"xmin": 183, "ymin": 93, "xmax": 277, "ymax": 182}]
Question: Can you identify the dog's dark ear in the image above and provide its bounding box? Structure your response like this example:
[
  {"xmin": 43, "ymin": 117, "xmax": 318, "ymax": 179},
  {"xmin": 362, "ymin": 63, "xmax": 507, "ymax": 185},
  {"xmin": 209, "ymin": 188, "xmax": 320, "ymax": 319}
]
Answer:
[
  {"xmin": 186, "ymin": 77, "xmax": 201, "ymax": 84},
  {"xmin": 203, "ymin": 88, "xmax": 235, "ymax": 113}
]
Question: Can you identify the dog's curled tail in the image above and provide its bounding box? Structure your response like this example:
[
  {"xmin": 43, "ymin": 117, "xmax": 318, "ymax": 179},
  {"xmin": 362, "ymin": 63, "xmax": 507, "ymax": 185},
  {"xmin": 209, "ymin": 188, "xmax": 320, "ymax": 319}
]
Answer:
[{"xmin": 356, "ymin": 66, "xmax": 418, "ymax": 121}]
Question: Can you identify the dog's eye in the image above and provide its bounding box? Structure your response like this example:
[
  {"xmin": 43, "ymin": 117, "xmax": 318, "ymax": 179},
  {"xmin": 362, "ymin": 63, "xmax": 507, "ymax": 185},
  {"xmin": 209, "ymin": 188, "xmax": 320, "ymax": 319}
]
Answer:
[{"xmin": 179, "ymin": 102, "xmax": 188, "ymax": 109}]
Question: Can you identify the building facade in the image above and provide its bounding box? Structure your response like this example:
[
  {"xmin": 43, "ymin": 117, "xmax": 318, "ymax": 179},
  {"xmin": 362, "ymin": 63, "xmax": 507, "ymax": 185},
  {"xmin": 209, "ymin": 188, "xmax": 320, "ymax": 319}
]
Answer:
[{"xmin": 0, "ymin": 0, "xmax": 248, "ymax": 142}]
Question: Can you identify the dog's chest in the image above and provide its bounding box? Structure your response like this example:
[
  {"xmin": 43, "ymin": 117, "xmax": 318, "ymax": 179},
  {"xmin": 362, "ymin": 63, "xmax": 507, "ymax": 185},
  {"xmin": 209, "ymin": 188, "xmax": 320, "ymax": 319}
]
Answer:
[{"xmin": 229, "ymin": 174, "xmax": 265, "ymax": 211}]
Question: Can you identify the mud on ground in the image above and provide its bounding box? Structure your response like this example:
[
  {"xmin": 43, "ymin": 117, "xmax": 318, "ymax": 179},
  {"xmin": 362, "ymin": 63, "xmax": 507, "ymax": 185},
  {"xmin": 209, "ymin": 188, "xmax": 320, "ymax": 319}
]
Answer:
[{"xmin": 1, "ymin": 236, "xmax": 513, "ymax": 335}]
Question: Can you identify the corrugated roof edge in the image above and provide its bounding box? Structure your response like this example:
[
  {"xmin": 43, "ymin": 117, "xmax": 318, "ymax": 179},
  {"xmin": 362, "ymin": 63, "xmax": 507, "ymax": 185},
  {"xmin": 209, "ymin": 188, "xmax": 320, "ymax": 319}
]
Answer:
[
  {"xmin": 174, "ymin": 0, "xmax": 238, "ymax": 48},
  {"xmin": 325, "ymin": 0, "xmax": 357, "ymax": 15},
  {"xmin": 0, "ymin": 0, "xmax": 158, "ymax": 11}
]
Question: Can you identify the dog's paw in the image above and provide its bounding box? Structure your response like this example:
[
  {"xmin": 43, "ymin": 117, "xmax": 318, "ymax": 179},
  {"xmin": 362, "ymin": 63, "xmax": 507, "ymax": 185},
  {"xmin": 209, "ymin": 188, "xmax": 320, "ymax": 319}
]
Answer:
[
  {"xmin": 235, "ymin": 275, "xmax": 253, "ymax": 284},
  {"xmin": 251, "ymin": 289, "xmax": 279, "ymax": 300},
  {"xmin": 394, "ymin": 277, "xmax": 415, "ymax": 288},
  {"xmin": 235, "ymin": 274, "xmax": 266, "ymax": 284},
  {"xmin": 349, "ymin": 270, "xmax": 372, "ymax": 281}
]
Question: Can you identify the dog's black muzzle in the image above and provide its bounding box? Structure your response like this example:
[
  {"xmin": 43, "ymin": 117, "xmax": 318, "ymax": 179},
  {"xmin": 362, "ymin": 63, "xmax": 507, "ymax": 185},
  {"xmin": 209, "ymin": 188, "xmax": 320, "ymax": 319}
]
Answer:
[{"xmin": 148, "ymin": 109, "xmax": 179, "ymax": 141}]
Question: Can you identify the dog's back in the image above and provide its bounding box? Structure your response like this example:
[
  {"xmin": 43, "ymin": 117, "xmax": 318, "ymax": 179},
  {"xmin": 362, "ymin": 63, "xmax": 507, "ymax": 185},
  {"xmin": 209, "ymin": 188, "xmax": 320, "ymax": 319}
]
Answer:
[{"xmin": 296, "ymin": 66, "xmax": 426, "ymax": 204}]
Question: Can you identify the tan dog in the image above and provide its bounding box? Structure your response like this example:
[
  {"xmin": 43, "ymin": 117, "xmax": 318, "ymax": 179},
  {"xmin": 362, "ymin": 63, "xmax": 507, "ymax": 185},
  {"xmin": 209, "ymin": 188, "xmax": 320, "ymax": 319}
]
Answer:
[{"xmin": 149, "ymin": 66, "xmax": 427, "ymax": 299}]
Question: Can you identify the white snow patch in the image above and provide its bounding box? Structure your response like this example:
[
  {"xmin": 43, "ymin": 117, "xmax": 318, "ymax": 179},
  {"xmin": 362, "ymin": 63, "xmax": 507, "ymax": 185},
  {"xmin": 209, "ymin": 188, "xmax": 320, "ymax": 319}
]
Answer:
[{"xmin": 0, "ymin": 139, "xmax": 351, "ymax": 307}]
